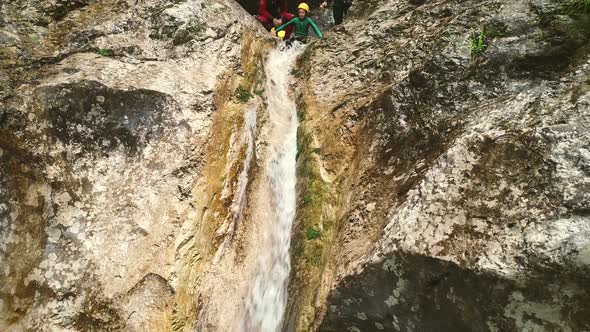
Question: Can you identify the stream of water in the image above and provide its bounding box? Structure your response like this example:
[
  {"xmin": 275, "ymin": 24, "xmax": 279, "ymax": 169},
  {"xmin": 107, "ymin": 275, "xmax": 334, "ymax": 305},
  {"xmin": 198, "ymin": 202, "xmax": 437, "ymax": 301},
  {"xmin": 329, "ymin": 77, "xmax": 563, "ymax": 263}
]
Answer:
[{"xmin": 241, "ymin": 43, "xmax": 305, "ymax": 332}]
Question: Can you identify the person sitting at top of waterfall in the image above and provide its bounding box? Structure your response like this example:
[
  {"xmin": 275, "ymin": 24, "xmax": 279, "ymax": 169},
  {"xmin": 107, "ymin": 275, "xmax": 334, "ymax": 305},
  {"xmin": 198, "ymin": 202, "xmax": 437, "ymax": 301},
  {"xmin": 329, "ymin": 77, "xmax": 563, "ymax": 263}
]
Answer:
[
  {"xmin": 320, "ymin": 0, "xmax": 352, "ymax": 25},
  {"xmin": 257, "ymin": 0, "xmax": 294, "ymax": 32},
  {"xmin": 275, "ymin": 3, "xmax": 323, "ymax": 44},
  {"xmin": 270, "ymin": 14, "xmax": 293, "ymax": 40}
]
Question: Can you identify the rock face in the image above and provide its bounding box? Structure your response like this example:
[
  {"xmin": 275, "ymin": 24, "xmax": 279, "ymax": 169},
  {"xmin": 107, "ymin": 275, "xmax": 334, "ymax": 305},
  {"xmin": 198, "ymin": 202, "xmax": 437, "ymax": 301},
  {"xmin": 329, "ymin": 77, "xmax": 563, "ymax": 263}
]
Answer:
[
  {"xmin": 0, "ymin": 0, "xmax": 270, "ymax": 330},
  {"xmin": 288, "ymin": 0, "xmax": 590, "ymax": 331},
  {"xmin": 3, "ymin": 0, "xmax": 590, "ymax": 331}
]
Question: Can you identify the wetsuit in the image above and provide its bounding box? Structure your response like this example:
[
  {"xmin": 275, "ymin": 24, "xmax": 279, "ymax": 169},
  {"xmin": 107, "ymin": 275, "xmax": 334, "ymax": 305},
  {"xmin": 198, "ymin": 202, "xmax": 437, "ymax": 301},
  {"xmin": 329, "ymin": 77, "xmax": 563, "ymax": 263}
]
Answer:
[
  {"xmin": 276, "ymin": 17, "xmax": 323, "ymax": 41},
  {"xmin": 326, "ymin": 0, "xmax": 352, "ymax": 25}
]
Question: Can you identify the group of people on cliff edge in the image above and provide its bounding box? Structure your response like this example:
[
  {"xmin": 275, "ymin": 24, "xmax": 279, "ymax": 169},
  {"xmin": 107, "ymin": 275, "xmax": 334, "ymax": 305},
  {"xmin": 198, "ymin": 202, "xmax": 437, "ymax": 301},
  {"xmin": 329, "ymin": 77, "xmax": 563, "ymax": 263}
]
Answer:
[{"xmin": 255, "ymin": 0, "xmax": 352, "ymax": 44}]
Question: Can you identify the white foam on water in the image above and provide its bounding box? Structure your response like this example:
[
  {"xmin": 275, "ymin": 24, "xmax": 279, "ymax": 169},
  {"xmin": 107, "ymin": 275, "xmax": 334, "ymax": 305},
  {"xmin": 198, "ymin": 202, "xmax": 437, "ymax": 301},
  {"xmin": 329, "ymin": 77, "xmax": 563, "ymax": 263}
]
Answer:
[{"xmin": 241, "ymin": 42, "xmax": 305, "ymax": 332}]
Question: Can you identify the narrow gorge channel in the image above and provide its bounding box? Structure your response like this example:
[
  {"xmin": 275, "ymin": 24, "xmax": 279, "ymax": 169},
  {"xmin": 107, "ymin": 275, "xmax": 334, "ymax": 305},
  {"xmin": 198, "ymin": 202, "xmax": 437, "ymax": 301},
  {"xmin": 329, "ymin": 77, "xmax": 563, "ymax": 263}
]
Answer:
[{"xmin": 241, "ymin": 44, "xmax": 305, "ymax": 332}]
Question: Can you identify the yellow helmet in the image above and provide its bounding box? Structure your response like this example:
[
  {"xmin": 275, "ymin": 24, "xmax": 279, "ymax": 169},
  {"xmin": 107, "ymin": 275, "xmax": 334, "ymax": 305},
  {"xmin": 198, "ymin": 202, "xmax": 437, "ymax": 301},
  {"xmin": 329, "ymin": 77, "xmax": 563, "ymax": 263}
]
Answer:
[
  {"xmin": 277, "ymin": 30, "xmax": 286, "ymax": 38},
  {"xmin": 298, "ymin": 2, "xmax": 310, "ymax": 12}
]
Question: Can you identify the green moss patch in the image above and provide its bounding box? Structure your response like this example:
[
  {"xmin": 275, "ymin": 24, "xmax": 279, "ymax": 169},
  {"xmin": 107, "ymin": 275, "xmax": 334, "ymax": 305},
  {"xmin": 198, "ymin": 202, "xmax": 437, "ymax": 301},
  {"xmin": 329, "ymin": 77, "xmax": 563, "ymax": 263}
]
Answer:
[{"xmin": 287, "ymin": 117, "xmax": 340, "ymax": 330}]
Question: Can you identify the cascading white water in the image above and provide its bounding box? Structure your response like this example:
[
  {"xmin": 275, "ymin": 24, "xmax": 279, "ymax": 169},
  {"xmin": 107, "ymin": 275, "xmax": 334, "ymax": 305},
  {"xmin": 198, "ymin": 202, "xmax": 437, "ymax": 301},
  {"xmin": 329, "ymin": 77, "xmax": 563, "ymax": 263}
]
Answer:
[{"xmin": 241, "ymin": 43, "xmax": 305, "ymax": 332}]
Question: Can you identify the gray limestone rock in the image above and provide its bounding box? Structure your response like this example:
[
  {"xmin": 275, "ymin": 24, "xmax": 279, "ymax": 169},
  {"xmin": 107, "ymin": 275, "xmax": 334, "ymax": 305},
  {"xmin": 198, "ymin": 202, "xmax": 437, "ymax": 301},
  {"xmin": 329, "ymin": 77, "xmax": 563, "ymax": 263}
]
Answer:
[
  {"xmin": 291, "ymin": 0, "xmax": 590, "ymax": 330},
  {"xmin": 0, "ymin": 0, "xmax": 267, "ymax": 330}
]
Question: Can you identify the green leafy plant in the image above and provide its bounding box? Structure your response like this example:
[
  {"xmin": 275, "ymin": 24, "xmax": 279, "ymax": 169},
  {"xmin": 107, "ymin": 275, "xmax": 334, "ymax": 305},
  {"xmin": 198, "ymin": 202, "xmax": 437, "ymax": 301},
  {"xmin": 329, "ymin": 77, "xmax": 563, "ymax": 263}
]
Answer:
[
  {"xmin": 97, "ymin": 48, "xmax": 111, "ymax": 57},
  {"xmin": 562, "ymin": 0, "xmax": 590, "ymax": 15},
  {"xmin": 236, "ymin": 86, "xmax": 253, "ymax": 102},
  {"xmin": 306, "ymin": 227, "xmax": 321, "ymax": 240},
  {"xmin": 469, "ymin": 30, "xmax": 487, "ymax": 55}
]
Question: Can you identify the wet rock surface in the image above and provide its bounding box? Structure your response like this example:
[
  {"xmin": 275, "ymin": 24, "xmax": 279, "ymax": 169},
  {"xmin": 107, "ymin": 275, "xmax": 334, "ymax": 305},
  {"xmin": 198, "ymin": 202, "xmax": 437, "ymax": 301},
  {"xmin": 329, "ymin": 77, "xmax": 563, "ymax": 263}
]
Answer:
[
  {"xmin": 2, "ymin": 0, "xmax": 590, "ymax": 330},
  {"xmin": 0, "ymin": 0, "xmax": 268, "ymax": 330},
  {"xmin": 290, "ymin": 0, "xmax": 590, "ymax": 330}
]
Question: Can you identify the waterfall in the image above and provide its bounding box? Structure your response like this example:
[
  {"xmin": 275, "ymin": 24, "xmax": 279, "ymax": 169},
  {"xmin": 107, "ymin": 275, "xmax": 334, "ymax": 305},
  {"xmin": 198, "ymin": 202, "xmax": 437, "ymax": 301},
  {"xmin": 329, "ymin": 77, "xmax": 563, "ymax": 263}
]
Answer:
[{"xmin": 241, "ymin": 42, "xmax": 305, "ymax": 332}]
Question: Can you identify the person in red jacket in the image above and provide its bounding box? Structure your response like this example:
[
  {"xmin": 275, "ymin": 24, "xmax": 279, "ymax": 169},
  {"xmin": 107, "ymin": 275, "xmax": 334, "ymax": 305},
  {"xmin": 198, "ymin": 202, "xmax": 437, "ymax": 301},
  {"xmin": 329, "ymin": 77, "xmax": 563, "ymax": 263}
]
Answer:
[{"xmin": 256, "ymin": 0, "xmax": 294, "ymax": 37}]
